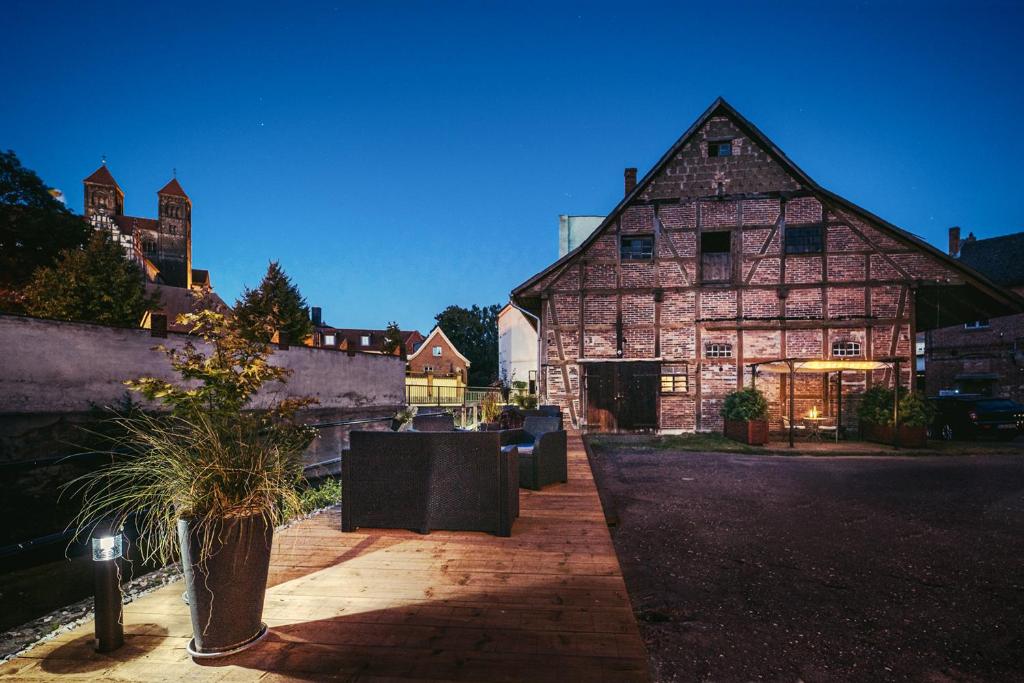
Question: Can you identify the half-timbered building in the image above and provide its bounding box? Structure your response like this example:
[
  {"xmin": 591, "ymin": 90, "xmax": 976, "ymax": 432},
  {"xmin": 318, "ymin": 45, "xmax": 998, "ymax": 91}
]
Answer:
[{"xmin": 511, "ymin": 98, "xmax": 1023, "ymax": 432}]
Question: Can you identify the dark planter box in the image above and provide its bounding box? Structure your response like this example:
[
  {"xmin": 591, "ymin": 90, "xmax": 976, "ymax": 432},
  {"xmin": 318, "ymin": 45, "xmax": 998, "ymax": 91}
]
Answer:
[
  {"xmin": 724, "ymin": 419, "xmax": 769, "ymax": 445},
  {"xmin": 863, "ymin": 422, "xmax": 928, "ymax": 448}
]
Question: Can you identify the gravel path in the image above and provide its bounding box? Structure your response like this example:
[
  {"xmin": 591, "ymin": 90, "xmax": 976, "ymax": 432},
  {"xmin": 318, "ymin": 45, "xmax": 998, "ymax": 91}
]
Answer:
[{"xmin": 587, "ymin": 441, "xmax": 1024, "ymax": 682}]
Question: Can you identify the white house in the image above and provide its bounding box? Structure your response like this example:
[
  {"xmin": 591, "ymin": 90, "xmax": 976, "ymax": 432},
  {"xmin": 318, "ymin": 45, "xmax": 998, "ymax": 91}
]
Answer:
[{"xmin": 498, "ymin": 303, "xmax": 539, "ymax": 393}]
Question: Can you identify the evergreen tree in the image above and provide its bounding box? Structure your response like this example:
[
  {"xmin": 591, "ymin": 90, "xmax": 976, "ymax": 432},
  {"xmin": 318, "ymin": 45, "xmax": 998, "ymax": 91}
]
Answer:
[
  {"xmin": 24, "ymin": 231, "xmax": 158, "ymax": 327},
  {"xmin": 381, "ymin": 321, "xmax": 404, "ymax": 356},
  {"xmin": 234, "ymin": 261, "xmax": 313, "ymax": 344}
]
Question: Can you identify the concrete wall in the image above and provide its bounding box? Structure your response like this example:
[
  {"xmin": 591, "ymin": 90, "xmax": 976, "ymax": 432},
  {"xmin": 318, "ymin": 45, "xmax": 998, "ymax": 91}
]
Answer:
[
  {"xmin": 0, "ymin": 314, "xmax": 406, "ymax": 466},
  {"xmin": 0, "ymin": 314, "xmax": 405, "ymax": 414}
]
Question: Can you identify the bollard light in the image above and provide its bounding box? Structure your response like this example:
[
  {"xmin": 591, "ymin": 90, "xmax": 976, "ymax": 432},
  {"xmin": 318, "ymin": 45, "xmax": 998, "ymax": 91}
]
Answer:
[{"xmin": 91, "ymin": 525, "xmax": 124, "ymax": 653}]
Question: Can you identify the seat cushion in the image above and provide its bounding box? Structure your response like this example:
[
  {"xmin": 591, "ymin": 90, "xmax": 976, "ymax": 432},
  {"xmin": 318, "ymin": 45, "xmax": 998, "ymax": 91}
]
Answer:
[{"xmin": 515, "ymin": 444, "xmax": 534, "ymax": 455}]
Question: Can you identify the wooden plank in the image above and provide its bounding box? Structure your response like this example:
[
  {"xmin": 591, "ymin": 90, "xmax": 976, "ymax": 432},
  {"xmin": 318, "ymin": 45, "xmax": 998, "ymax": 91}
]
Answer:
[{"xmin": 0, "ymin": 434, "xmax": 649, "ymax": 682}]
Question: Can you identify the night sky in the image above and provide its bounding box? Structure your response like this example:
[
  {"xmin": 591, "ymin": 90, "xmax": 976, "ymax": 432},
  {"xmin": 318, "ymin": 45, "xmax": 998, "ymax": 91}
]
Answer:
[{"xmin": 5, "ymin": 1, "xmax": 1023, "ymax": 332}]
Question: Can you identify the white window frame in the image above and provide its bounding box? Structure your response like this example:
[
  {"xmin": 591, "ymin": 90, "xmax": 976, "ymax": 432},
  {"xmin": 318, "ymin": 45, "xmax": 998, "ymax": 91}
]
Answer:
[
  {"xmin": 831, "ymin": 340, "xmax": 862, "ymax": 357},
  {"xmin": 432, "ymin": 345, "xmax": 443, "ymax": 357},
  {"xmin": 360, "ymin": 335, "xmax": 371, "ymax": 346},
  {"xmin": 323, "ymin": 334, "xmax": 336, "ymax": 347},
  {"xmin": 705, "ymin": 343, "xmax": 733, "ymax": 359}
]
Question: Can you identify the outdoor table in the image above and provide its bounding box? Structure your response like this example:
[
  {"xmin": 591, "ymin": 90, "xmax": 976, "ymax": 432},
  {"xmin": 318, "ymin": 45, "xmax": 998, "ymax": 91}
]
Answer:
[{"xmin": 803, "ymin": 416, "xmax": 828, "ymax": 441}]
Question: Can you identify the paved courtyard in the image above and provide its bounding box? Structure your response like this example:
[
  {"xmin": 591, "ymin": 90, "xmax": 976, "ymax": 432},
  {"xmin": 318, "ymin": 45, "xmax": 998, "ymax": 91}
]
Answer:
[{"xmin": 587, "ymin": 439, "xmax": 1024, "ymax": 682}]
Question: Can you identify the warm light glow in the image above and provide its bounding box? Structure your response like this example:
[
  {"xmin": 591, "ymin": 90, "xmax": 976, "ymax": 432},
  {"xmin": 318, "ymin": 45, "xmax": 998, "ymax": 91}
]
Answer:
[
  {"xmin": 756, "ymin": 359, "xmax": 892, "ymax": 374},
  {"xmin": 809, "ymin": 406, "xmax": 819, "ymax": 419}
]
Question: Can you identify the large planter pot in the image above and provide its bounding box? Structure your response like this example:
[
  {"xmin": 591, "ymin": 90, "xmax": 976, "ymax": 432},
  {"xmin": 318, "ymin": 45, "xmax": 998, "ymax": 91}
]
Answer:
[
  {"xmin": 862, "ymin": 422, "xmax": 928, "ymax": 448},
  {"xmin": 724, "ymin": 419, "xmax": 769, "ymax": 445},
  {"xmin": 178, "ymin": 513, "xmax": 273, "ymax": 658}
]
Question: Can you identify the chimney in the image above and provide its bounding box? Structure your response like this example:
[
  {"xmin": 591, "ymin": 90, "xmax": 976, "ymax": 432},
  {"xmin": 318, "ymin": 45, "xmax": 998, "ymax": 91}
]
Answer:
[
  {"xmin": 311, "ymin": 306, "xmax": 322, "ymax": 327},
  {"xmin": 948, "ymin": 227, "xmax": 961, "ymax": 257},
  {"xmin": 624, "ymin": 167, "xmax": 637, "ymax": 196}
]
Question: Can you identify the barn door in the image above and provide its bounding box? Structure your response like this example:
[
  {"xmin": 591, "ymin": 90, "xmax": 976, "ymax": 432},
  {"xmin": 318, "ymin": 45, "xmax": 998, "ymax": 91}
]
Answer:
[
  {"xmin": 585, "ymin": 362, "xmax": 660, "ymax": 432},
  {"xmin": 585, "ymin": 363, "xmax": 617, "ymax": 431},
  {"xmin": 618, "ymin": 362, "xmax": 660, "ymax": 431}
]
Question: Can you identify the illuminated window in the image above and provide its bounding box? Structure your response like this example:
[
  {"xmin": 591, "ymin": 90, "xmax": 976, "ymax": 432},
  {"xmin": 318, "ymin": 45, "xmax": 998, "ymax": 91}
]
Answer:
[
  {"xmin": 964, "ymin": 320, "xmax": 990, "ymax": 330},
  {"xmin": 708, "ymin": 140, "xmax": 733, "ymax": 157},
  {"xmin": 323, "ymin": 334, "xmax": 336, "ymax": 346},
  {"xmin": 705, "ymin": 343, "xmax": 733, "ymax": 359},
  {"xmin": 660, "ymin": 372, "xmax": 688, "ymax": 393},
  {"xmin": 360, "ymin": 335, "xmax": 371, "ymax": 346},
  {"xmin": 432, "ymin": 346, "xmax": 443, "ymax": 357},
  {"xmin": 832, "ymin": 340, "xmax": 861, "ymax": 357}
]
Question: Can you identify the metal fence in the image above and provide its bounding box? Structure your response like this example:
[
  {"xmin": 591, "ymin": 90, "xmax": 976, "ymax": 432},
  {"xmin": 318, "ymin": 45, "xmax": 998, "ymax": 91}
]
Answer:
[{"xmin": 407, "ymin": 385, "xmax": 501, "ymax": 406}]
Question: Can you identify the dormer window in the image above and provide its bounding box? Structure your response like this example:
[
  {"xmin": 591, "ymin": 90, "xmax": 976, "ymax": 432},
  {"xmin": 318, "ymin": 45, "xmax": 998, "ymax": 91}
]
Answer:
[
  {"xmin": 360, "ymin": 335, "xmax": 371, "ymax": 346},
  {"xmin": 708, "ymin": 140, "xmax": 733, "ymax": 157},
  {"xmin": 323, "ymin": 334, "xmax": 336, "ymax": 347}
]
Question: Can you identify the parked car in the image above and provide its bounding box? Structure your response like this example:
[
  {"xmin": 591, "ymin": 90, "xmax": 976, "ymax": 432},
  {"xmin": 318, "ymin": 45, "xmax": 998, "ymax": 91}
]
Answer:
[{"xmin": 927, "ymin": 395, "xmax": 1024, "ymax": 440}]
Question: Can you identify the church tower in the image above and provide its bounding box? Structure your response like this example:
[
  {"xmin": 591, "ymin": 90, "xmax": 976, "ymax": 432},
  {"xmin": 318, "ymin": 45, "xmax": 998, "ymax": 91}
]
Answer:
[
  {"xmin": 83, "ymin": 163, "xmax": 124, "ymax": 221},
  {"xmin": 156, "ymin": 178, "xmax": 192, "ymax": 288}
]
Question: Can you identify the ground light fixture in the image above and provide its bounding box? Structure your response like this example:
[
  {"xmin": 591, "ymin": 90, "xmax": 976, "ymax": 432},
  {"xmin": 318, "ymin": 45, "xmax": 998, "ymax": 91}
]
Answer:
[{"xmin": 91, "ymin": 524, "xmax": 124, "ymax": 653}]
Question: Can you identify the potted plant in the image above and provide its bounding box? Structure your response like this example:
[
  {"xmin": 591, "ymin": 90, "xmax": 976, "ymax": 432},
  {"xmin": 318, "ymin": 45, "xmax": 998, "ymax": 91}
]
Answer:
[
  {"xmin": 68, "ymin": 311, "xmax": 316, "ymax": 658},
  {"xmin": 857, "ymin": 386, "xmax": 933, "ymax": 447},
  {"xmin": 721, "ymin": 387, "xmax": 769, "ymax": 445}
]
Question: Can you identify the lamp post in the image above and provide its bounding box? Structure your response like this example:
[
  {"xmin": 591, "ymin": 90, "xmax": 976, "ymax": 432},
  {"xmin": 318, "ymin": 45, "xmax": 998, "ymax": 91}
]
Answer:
[{"xmin": 91, "ymin": 522, "xmax": 124, "ymax": 653}]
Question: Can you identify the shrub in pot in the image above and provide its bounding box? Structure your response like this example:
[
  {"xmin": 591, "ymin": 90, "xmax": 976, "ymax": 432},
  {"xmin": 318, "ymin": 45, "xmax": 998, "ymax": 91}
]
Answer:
[
  {"xmin": 857, "ymin": 385, "xmax": 933, "ymax": 447},
  {"xmin": 721, "ymin": 388, "xmax": 769, "ymax": 445},
  {"xmin": 68, "ymin": 311, "xmax": 316, "ymax": 658}
]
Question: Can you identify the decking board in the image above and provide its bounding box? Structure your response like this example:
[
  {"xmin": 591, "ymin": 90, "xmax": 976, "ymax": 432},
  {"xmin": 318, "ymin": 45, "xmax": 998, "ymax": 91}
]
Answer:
[{"xmin": 0, "ymin": 433, "xmax": 649, "ymax": 681}]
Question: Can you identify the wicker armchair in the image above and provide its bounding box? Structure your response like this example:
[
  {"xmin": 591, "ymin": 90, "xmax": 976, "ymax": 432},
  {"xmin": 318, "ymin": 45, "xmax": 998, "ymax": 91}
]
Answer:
[
  {"xmin": 341, "ymin": 431, "xmax": 518, "ymax": 536},
  {"xmin": 412, "ymin": 413, "xmax": 456, "ymax": 432},
  {"xmin": 499, "ymin": 416, "xmax": 567, "ymax": 490},
  {"xmin": 521, "ymin": 405, "xmax": 564, "ymax": 430}
]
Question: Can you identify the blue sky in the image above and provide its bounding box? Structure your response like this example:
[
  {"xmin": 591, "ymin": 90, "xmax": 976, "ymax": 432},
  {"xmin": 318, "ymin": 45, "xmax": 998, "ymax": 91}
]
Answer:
[{"xmin": 5, "ymin": 1, "xmax": 1023, "ymax": 332}]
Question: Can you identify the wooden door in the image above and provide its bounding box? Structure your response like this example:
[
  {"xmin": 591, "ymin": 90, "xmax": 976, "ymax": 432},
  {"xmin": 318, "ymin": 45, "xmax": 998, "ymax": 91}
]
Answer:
[{"xmin": 585, "ymin": 362, "xmax": 660, "ymax": 432}]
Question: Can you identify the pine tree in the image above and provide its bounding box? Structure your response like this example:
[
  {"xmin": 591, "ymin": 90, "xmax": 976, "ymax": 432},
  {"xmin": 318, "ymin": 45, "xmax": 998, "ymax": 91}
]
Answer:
[
  {"xmin": 381, "ymin": 321, "xmax": 404, "ymax": 356},
  {"xmin": 234, "ymin": 261, "xmax": 313, "ymax": 344},
  {"xmin": 24, "ymin": 231, "xmax": 158, "ymax": 327}
]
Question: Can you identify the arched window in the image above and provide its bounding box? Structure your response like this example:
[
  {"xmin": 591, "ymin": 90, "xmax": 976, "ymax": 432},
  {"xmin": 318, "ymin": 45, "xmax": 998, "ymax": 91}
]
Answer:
[{"xmin": 831, "ymin": 340, "xmax": 861, "ymax": 357}]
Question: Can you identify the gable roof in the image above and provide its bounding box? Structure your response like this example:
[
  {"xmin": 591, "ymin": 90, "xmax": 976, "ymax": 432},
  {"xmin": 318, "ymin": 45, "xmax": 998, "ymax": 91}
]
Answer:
[
  {"xmin": 498, "ymin": 302, "xmax": 539, "ymax": 331},
  {"xmin": 158, "ymin": 178, "xmax": 189, "ymax": 199},
  {"xmin": 407, "ymin": 326, "xmax": 472, "ymax": 366},
  {"xmin": 510, "ymin": 97, "xmax": 1022, "ymax": 316},
  {"xmin": 112, "ymin": 215, "xmax": 160, "ymax": 234},
  {"xmin": 957, "ymin": 233, "xmax": 1024, "ymax": 288},
  {"xmin": 83, "ymin": 165, "xmax": 121, "ymax": 190}
]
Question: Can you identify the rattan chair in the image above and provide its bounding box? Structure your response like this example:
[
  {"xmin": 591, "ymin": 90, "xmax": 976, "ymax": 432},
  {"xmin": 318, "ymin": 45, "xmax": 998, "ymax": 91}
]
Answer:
[
  {"xmin": 499, "ymin": 416, "xmax": 567, "ymax": 490},
  {"xmin": 412, "ymin": 413, "xmax": 456, "ymax": 432},
  {"xmin": 341, "ymin": 431, "xmax": 518, "ymax": 536}
]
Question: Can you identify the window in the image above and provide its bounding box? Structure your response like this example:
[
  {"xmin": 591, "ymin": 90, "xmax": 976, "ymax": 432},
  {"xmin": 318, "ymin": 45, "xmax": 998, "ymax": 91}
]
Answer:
[
  {"xmin": 432, "ymin": 345, "xmax": 443, "ymax": 357},
  {"xmin": 705, "ymin": 343, "xmax": 733, "ymax": 358},
  {"xmin": 832, "ymin": 340, "xmax": 861, "ymax": 357},
  {"xmin": 661, "ymin": 372, "xmax": 688, "ymax": 393},
  {"xmin": 423, "ymin": 365, "xmax": 434, "ymax": 372},
  {"xmin": 965, "ymin": 320, "xmax": 990, "ymax": 330},
  {"xmin": 700, "ymin": 231, "xmax": 732, "ymax": 282},
  {"xmin": 785, "ymin": 225, "xmax": 824, "ymax": 254},
  {"xmin": 360, "ymin": 335, "xmax": 371, "ymax": 346},
  {"xmin": 323, "ymin": 334, "xmax": 336, "ymax": 347},
  {"xmin": 620, "ymin": 235, "xmax": 654, "ymax": 261},
  {"xmin": 708, "ymin": 140, "xmax": 733, "ymax": 157}
]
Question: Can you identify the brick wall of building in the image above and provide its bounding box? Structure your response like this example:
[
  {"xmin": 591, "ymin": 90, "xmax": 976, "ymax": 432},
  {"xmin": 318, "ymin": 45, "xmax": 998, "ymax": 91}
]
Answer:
[{"xmin": 516, "ymin": 102, "xmax": 968, "ymax": 432}]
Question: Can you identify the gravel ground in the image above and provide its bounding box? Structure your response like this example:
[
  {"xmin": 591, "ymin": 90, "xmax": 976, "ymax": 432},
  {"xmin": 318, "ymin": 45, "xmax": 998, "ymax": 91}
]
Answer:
[{"xmin": 587, "ymin": 440, "xmax": 1024, "ymax": 682}]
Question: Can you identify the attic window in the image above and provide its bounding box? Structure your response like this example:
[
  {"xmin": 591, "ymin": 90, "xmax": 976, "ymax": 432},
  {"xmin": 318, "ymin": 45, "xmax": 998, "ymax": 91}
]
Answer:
[
  {"xmin": 323, "ymin": 334, "xmax": 336, "ymax": 347},
  {"xmin": 432, "ymin": 345, "xmax": 443, "ymax": 356},
  {"xmin": 620, "ymin": 235, "xmax": 654, "ymax": 261},
  {"xmin": 708, "ymin": 140, "xmax": 733, "ymax": 157},
  {"xmin": 360, "ymin": 335, "xmax": 371, "ymax": 346},
  {"xmin": 785, "ymin": 225, "xmax": 824, "ymax": 254}
]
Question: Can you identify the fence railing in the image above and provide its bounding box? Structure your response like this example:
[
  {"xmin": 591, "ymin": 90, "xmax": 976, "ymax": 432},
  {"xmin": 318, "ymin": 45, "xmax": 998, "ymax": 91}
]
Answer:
[{"xmin": 406, "ymin": 385, "xmax": 501, "ymax": 406}]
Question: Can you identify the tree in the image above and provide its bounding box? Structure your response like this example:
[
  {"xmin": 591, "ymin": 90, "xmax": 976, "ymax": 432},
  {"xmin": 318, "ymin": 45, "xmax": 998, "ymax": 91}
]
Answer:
[
  {"xmin": 0, "ymin": 150, "xmax": 91, "ymax": 293},
  {"xmin": 434, "ymin": 303, "xmax": 501, "ymax": 386},
  {"xmin": 23, "ymin": 231, "xmax": 158, "ymax": 327},
  {"xmin": 381, "ymin": 321, "xmax": 404, "ymax": 356},
  {"xmin": 234, "ymin": 261, "xmax": 313, "ymax": 345}
]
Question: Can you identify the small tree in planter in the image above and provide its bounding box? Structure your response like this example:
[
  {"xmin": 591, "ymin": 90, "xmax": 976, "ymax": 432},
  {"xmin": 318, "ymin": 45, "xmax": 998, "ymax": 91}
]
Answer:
[
  {"xmin": 857, "ymin": 385, "xmax": 933, "ymax": 447},
  {"xmin": 67, "ymin": 310, "xmax": 316, "ymax": 658},
  {"xmin": 721, "ymin": 387, "xmax": 770, "ymax": 445}
]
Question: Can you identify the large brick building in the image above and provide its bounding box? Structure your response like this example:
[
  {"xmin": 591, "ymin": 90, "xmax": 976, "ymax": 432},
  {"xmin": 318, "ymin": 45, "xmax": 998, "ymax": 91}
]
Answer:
[
  {"xmin": 512, "ymin": 98, "xmax": 1022, "ymax": 432},
  {"xmin": 923, "ymin": 228, "xmax": 1024, "ymax": 401}
]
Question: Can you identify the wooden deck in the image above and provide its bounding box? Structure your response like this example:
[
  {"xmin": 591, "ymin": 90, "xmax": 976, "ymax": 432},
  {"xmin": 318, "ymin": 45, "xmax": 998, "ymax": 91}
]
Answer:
[{"xmin": 0, "ymin": 434, "xmax": 649, "ymax": 682}]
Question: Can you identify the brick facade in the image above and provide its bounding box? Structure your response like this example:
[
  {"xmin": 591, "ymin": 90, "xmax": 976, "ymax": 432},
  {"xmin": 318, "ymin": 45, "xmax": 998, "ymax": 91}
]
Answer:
[
  {"xmin": 406, "ymin": 327, "xmax": 469, "ymax": 380},
  {"xmin": 513, "ymin": 99, "xmax": 994, "ymax": 432}
]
